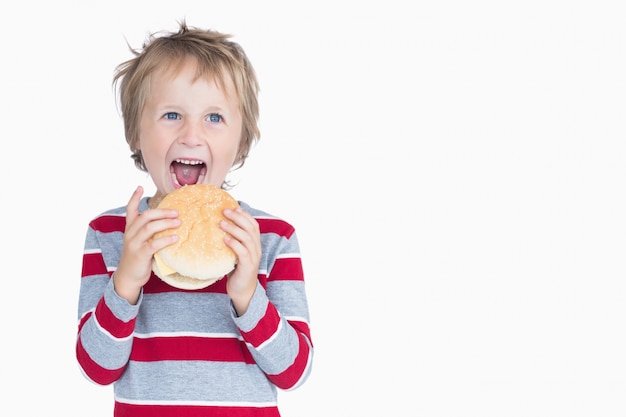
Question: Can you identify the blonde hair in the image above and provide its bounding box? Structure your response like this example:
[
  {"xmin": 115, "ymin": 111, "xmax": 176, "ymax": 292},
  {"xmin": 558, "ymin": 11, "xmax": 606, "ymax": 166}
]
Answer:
[{"xmin": 113, "ymin": 20, "xmax": 260, "ymax": 174}]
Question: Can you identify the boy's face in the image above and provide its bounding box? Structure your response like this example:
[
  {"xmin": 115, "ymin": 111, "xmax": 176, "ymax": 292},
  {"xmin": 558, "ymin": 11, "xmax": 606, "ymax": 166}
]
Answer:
[{"xmin": 138, "ymin": 58, "xmax": 242, "ymax": 197}]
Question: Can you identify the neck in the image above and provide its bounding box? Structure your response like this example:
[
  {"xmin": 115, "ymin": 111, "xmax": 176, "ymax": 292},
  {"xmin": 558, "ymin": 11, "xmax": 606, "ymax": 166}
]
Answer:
[{"xmin": 148, "ymin": 192, "xmax": 165, "ymax": 209}]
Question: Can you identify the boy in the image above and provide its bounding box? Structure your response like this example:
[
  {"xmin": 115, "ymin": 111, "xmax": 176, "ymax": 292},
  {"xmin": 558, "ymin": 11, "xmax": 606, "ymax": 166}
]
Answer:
[{"xmin": 76, "ymin": 21, "xmax": 313, "ymax": 416}]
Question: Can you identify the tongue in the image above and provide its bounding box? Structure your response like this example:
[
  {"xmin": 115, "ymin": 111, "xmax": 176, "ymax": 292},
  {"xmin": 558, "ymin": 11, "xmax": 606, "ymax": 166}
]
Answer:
[{"xmin": 172, "ymin": 162, "xmax": 202, "ymax": 186}]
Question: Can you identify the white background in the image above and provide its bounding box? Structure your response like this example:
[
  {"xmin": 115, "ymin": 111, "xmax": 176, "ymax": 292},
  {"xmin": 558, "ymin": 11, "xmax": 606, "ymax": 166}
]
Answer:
[{"xmin": 2, "ymin": 1, "xmax": 625, "ymax": 415}]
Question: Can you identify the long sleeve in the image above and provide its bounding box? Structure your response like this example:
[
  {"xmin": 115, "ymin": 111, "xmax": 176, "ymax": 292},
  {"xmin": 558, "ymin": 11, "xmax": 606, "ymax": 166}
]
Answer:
[
  {"xmin": 232, "ymin": 215, "xmax": 313, "ymax": 389},
  {"xmin": 76, "ymin": 211, "xmax": 140, "ymax": 385}
]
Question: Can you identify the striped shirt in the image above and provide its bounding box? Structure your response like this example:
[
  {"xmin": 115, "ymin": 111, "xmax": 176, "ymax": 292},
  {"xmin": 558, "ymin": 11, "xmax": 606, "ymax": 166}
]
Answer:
[{"xmin": 76, "ymin": 197, "xmax": 313, "ymax": 416}]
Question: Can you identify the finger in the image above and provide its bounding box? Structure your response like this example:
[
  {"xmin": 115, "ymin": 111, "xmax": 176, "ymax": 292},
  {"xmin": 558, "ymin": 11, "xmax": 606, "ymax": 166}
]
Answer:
[
  {"xmin": 223, "ymin": 207, "xmax": 259, "ymax": 233},
  {"xmin": 220, "ymin": 216, "xmax": 261, "ymax": 263},
  {"xmin": 148, "ymin": 228, "xmax": 179, "ymax": 252},
  {"xmin": 125, "ymin": 186, "xmax": 144, "ymax": 226},
  {"xmin": 131, "ymin": 213, "xmax": 180, "ymax": 252},
  {"xmin": 220, "ymin": 217, "xmax": 253, "ymax": 247}
]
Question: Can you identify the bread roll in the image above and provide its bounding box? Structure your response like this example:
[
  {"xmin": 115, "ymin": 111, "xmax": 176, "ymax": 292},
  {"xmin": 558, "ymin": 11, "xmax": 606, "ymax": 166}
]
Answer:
[{"xmin": 151, "ymin": 184, "xmax": 239, "ymax": 290}]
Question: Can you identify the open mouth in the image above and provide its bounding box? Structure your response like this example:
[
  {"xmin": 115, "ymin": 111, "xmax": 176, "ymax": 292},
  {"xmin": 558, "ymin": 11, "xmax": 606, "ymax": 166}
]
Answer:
[{"xmin": 170, "ymin": 159, "xmax": 207, "ymax": 187}]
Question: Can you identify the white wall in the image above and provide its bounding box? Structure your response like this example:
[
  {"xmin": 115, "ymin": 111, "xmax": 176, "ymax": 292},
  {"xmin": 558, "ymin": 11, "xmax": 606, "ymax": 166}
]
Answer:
[{"xmin": 2, "ymin": 1, "xmax": 625, "ymax": 415}]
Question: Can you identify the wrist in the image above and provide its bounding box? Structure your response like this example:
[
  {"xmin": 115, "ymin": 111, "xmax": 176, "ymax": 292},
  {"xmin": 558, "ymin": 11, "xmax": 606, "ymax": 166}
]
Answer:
[{"xmin": 113, "ymin": 275, "xmax": 142, "ymax": 305}]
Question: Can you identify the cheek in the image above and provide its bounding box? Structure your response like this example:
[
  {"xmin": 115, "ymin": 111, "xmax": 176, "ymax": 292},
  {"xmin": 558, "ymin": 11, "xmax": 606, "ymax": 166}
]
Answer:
[
  {"xmin": 138, "ymin": 139, "xmax": 167, "ymax": 169},
  {"xmin": 228, "ymin": 146, "xmax": 243, "ymax": 169},
  {"xmin": 140, "ymin": 128, "xmax": 169, "ymax": 152},
  {"xmin": 213, "ymin": 138, "xmax": 241, "ymax": 165}
]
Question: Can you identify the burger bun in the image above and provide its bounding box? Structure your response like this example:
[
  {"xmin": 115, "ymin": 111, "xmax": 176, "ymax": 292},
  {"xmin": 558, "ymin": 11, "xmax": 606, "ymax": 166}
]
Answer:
[{"xmin": 151, "ymin": 184, "xmax": 239, "ymax": 290}]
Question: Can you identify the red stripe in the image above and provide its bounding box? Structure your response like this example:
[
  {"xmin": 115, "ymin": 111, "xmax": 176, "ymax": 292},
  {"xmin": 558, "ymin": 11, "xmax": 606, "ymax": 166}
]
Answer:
[
  {"xmin": 267, "ymin": 331, "xmax": 311, "ymax": 389},
  {"xmin": 143, "ymin": 273, "xmax": 270, "ymax": 294},
  {"xmin": 240, "ymin": 303, "xmax": 280, "ymax": 348},
  {"xmin": 95, "ymin": 297, "xmax": 136, "ymax": 339},
  {"xmin": 288, "ymin": 320, "xmax": 312, "ymax": 347},
  {"xmin": 130, "ymin": 336, "xmax": 255, "ymax": 363},
  {"xmin": 142, "ymin": 273, "xmax": 228, "ymax": 294},
  {"xmin": 76, "ymin": 337, "xmax": 125, "ymax": 385},
  {"xmin": 90, "ymin": 214, "xmax": 126, "ymax": 233},
  {"xmin": 77, "ymin": 311, "xmax": 92, "ymax": 333},
  {"xmin": 268, "ymin": 257, "xmax": 303, "ymax": 281},
  {"xmin": 256, "ymin": 218, "xmax": 294, "ymax": 239},
  {"xmin": 115, "ymin": 402, "xmax": 280, "ymax": 417},
  {"xmin": 82, "ymin": 252, "xmax": 109, "ymax": 278}
]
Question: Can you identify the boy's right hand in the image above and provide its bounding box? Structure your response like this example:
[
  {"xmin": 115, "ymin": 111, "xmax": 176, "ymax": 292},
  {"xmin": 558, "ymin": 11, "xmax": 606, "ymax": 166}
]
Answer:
[{"xmin": 113, "ymin": 186, "xmax": 180, "ymax": 304}]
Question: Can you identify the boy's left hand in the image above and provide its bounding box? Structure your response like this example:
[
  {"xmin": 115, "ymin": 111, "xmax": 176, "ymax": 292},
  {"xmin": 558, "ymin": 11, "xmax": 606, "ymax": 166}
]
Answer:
[{"xmin": 220, "ymin": 207, "xmax": 261, "ymax": 315}]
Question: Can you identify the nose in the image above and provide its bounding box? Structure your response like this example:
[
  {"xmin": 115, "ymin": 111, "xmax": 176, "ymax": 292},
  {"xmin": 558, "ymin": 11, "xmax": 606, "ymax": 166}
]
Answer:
[{"xmin": 177, "ymin": 120, "xmax": 205, "ymax": 147}]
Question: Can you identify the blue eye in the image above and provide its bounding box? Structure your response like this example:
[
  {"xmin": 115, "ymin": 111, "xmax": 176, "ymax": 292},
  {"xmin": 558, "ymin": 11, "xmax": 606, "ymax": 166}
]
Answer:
[
  {"xmin": 209, "ymin": 113, "xmax": 223, "ymax": 123},
  {"xmin": 164, "ymin": 112, "xmax": 180, "ymax": 120}
]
